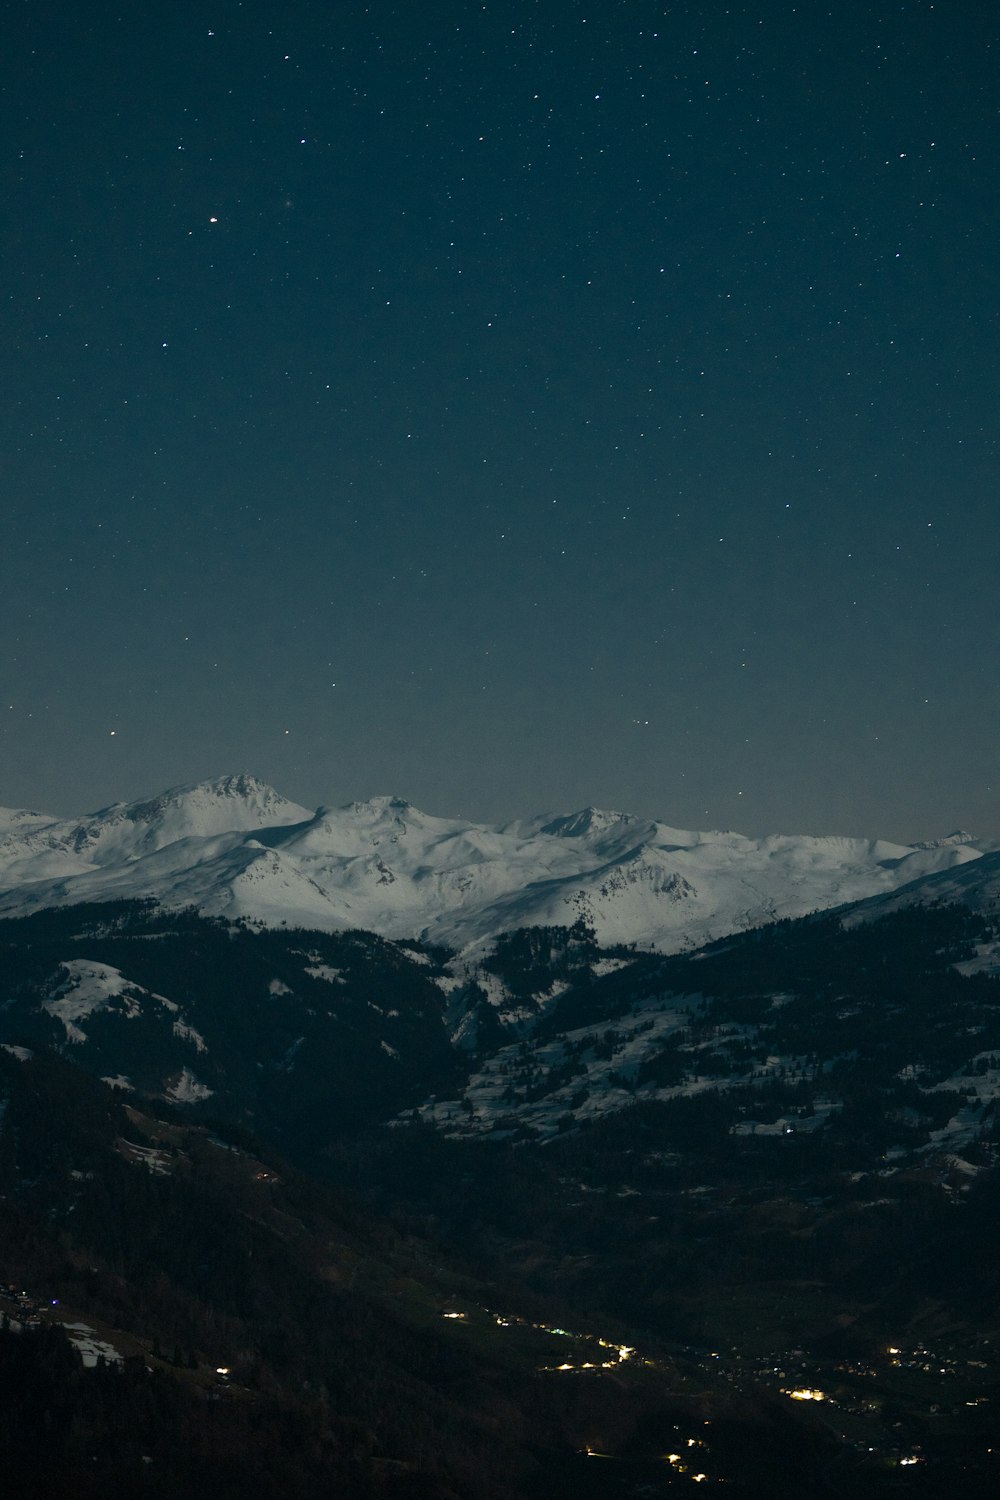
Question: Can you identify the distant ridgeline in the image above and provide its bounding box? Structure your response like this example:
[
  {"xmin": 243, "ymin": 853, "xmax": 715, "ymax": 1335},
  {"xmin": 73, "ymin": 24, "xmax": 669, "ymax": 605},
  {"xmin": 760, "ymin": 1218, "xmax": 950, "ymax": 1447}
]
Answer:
[{"xmin": 1, "ymin": 773, "xmax": 995, "ymax": 954}]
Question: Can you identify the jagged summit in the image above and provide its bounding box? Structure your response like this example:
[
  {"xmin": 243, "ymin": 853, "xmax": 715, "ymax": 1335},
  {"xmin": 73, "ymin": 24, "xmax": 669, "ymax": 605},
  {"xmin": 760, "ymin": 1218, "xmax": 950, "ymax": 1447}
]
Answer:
[
  {"xmin": 126, "ymin": 772, "xmax": 308, "ymax": 820},
  {"xmin": 914, "ymin": 829, "xmax": 979, "ymax": 849},
  {"xmin": 76, "ymin": 775, "xmax": 312, "ymax": 853},
  {"xmin": 537, "ymin": 807, "xmax": 637, "ymax": 839},
  {"xmin": 188, "ymin": 771, "xmax": 285, "ymax": 801},
  {"xmin": 0, "ymin": 805, "xmax": 54, "ymax": 834},
  {"xmin": 351, "ymin": 794, "xmax": 414, "ymax": 814}
]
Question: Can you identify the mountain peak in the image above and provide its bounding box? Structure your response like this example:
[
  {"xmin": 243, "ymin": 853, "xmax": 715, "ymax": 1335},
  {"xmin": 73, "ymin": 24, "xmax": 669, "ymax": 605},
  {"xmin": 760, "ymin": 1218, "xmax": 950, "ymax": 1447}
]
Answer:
[
  {"xmin": 913, "ymin": 829, "xmax": 979, "ymax": 850},
  {"xmin": 201, "ymin": 772, "xmax": 280, "ymax": 800},
  {"xmin": 119, "ymin": 774, "xmax": 310, "ymax": 830},
  {"xmin": 349, "ymin": 795, "xmax": 415, "ymax": 817},
  {"xmin": 538, "ymin": 807, "xmax": 634, "ymax": 839},
  {"xmin": 162, "ymin": 772, "xmax": 290, "ymax": 806}
]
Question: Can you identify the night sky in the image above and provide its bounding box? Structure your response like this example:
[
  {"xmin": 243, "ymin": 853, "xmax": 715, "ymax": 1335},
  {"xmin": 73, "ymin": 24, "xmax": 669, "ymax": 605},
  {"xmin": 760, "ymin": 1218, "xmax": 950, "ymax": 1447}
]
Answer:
[{"xmin": 3, "ymin": 0, "xmax": 998, "ymax": 841}]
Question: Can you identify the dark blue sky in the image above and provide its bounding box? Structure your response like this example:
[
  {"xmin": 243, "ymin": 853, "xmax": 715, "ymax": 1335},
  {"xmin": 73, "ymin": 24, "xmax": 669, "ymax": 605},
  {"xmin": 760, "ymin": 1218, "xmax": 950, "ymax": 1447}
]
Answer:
[{"xmin": 3, "ymin": 0, "xmax": 998, "ymax": 840}]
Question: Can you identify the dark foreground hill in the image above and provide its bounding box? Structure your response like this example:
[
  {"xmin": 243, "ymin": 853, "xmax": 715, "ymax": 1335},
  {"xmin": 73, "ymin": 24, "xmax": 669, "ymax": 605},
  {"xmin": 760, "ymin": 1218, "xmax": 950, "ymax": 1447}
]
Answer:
[{"xmin": 2, "ymin": 897, "xmax": 1000, "ymax": 1495}]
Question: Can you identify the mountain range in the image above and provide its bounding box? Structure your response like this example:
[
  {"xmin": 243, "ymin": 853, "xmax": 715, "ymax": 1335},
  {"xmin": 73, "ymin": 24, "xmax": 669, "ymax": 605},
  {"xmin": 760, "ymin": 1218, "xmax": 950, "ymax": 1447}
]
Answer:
[
  {"xmin": 1, "ymin": 772, "xmax": 994, "ymax": 953},
  {"xmin": 3, "ymin": 775, "xmax": 1000, "ymax": 1495}
]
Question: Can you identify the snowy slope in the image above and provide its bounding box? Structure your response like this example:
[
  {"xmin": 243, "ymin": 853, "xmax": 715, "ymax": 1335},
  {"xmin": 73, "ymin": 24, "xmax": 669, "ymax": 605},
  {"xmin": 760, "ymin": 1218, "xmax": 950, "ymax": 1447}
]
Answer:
[
  {"xmin": 844, "ymin": 846, "xmax": 1000, "ymax": 977},
  {"xmin": 41, "ymin": 955, "xmax": 207, "ymax": 1052},
  {"xmin": 0, "ymin": 773, "xmax": 310, "ymax": 880},
  {"xmin": 845, "ymin": 845, "xmax": 1000, "ymax": 922},
  {"xmin": 0, "ymin": 775, "xmax": 993, "ymax": 954}
]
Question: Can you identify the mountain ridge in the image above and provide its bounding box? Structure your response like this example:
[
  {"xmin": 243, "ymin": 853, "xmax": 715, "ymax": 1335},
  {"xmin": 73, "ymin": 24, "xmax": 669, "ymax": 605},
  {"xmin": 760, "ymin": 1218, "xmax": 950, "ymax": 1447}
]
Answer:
[{"xmin": 0, "ymin": 774, "xmax": 994, "ymax": 954}]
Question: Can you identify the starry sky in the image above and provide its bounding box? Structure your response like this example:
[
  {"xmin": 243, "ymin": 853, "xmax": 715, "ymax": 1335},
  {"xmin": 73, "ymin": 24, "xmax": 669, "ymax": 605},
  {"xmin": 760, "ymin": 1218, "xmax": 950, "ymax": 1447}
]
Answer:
[{"xmin": 3, "ymin": 0, "xmax": 998, "ymax": 841}]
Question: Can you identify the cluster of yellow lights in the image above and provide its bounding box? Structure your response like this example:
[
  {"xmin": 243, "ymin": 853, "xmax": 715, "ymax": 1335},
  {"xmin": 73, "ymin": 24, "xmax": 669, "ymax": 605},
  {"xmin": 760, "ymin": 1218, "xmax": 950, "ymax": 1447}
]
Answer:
[
  {"xmin": 543, "ymin": 1357, "xmax": 624, "ymax": 1371},
  {"xmin": 595, "ymin": 1336, "xmax": 635, "ymax": 1360},
  {"xmin": 665, "ymin": 1438, "xmax": 708, "ymax": 1480},
  {"xmin": 665, "ymin": 1452, "xmax": 710, "ymax": 1476},
  {"xmin": 540, "ymin": 1336, "xmax": 636, "ymax": 1373},
  {"xmin": 784, "ymin": 1387, "xmax": 826, "ymax": 1402},
  {"xmin": 444, "ymin": 1306, "xmax": 643, "ymax": 1377}
]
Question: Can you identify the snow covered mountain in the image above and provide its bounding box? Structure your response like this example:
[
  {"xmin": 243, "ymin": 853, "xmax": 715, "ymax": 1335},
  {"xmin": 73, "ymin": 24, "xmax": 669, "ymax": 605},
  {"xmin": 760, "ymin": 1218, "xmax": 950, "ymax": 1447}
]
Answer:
[{"xmin": 0, "ymin": 774, "xmax": 993, "ymax": 954}]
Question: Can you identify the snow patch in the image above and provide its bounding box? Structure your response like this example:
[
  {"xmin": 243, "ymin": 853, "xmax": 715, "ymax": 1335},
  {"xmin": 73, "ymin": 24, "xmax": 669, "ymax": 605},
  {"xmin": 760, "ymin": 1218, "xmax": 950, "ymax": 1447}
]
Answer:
[
  {"xmin": 304, "ymin": 964, "xmax": 344, "ymax": 984},
  {"xmin": 165, "ymin": 1067, "xmax": 213, "ymax": 1104},
  {"xmin": 42, "ymin": 959, "xmax": 180, "ymax": 1043},
  {"xmin": 172, "ymin": 1019, "xmax": 207, "ymax": 1052},
  {"xmin": 60, "ymin": 1322, "xmax": 123, "ymax": 1368}
]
